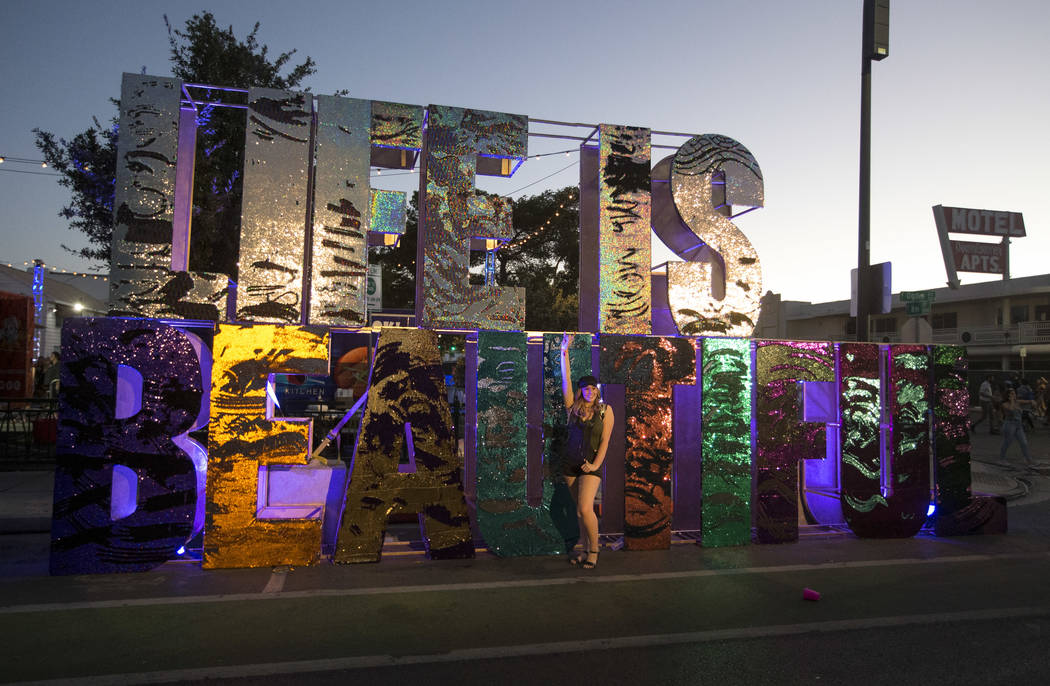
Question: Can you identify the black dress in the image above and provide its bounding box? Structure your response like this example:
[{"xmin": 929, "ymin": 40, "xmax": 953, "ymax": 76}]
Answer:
[{"xmin": 563, "ymin": 405, "xmax": 604, "ymax": 478}]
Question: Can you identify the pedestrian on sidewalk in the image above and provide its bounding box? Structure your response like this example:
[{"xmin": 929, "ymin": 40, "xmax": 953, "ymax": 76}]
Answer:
[
  {"xmin": 973, "ymin": 375, "xmax": 999, "ymax": 434},
  {"xmin": 1018, "ymin": 378, "xmax": 1036, "ymax": 431},
  {"xmin": 1000, "ymin": 387, "xmax": 1037, "ymax": 471},
  {"xmin": 559, "ymin": 334, "xmax": 615, "ymax": 570}
]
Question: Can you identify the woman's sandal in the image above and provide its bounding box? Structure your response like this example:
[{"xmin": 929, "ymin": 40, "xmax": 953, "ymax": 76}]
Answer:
[
  {"xmin": 568, "ymin": 551, "xmax": 585, "ymax": 566},
  {"xmin": 580, "ymin": 550, "xmax": 599, "ymax": 570}
]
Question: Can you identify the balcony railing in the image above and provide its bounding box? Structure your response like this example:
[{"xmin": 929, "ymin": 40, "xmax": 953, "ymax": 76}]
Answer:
[{"xmin": 928, "ymin": 323, "xmax": 1050, "ymax": 347}]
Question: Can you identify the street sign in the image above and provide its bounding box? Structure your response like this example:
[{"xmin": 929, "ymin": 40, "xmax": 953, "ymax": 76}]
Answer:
[
  {"xmin": 900, "ymin": 290, "xmax": 935, "ymax": 303},
  {"xmin": 901, "ymin": 290, "xmax": 934, "ymax": 317},
  {"xmin": 366, "ymin": 264, "xmax": 382, "ymax": 310}
]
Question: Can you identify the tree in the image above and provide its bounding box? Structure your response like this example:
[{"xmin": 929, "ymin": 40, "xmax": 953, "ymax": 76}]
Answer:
[
  {"xmin": 499, "ymin": 187, "xmax": 579, "ymax": 331},
  {"xmin": 34, "ymin": 12, "xmax": 318, "ymax": 278}
]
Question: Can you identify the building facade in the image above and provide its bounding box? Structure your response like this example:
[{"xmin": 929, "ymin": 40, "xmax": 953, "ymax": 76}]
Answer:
[{"xmin": 762, "ymin": 273, "xmax": 1050, "ymax": 390}]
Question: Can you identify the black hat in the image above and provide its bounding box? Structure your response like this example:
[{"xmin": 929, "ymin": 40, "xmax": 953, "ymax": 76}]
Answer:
[{"xmin": 577, "ymin": 375, "xmax": 599, "ymax": 389}]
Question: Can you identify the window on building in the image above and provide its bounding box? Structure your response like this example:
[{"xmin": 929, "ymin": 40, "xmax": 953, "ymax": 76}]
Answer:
[
  {"xmin": 1011, "ymin": 305, "xmax": 1029, "ymax": 324},
  {"xmin": 845, "ymin": 318, "xmax": 856, "ymax": 335},
  {"xmin": 931, "ymin": 312, "xmax": 957, "ymax": 330},
  {"xmin": 873, "ymin": 317, "xmax": 896, "ymax": 333},
  {"xmin": 1035, "ymin": 305, "xmax": 1050, "ymax": 322}
]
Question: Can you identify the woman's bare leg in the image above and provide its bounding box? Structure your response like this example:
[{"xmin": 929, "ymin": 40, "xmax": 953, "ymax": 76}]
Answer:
[{"xmin": 576, "ymin": 475, "xmax": 601, "ymax": 565}]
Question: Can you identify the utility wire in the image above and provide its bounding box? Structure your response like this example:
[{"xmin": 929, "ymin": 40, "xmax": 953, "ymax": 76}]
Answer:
[
  {"xmin": 0, "ymin": 167, "xmax": 61, "ymax": 177},
  {"xmin": 507, "ymin": 159, "xmax": 579, "ymax": 196}
]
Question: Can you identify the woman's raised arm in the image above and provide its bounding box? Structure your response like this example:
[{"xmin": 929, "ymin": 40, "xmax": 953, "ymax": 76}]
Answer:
[{"xmin": 560, "ymin": 333, "xmax": 574, "ymax": 412}]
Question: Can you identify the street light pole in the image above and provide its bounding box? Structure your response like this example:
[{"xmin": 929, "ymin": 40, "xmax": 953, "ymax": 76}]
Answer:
[
  {"xmin": 857, "ymin": 0, "xmax": 889, "ymax": 343},
  {"xmin": 857, "ymin": 1, "xmax": 874, "ymax": 342}
]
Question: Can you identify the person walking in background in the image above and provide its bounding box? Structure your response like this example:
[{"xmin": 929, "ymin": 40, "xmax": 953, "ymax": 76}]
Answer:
[
  {"xmin": 991, "ymin": 379, "xmax": 1006, "ymax": 434},
  {"xmin": 973, "ymin": 374, "xmax": 998, "ymax": 434},
  {"xmin": 559, "ymin": 334, "xmax": 615, "ymax": 570},
  {"xmin": 43, "ymin": 351, "xmax": 60, "ymax": 397},
  {"xmin": 1017, "ymin": 378, "xmax": 1036, "ymax": 431},
  {"xmin": 1036, "ymin": 377, "xmax": 1048, "ymax": 425},
  {"xmin": 1000, "ymin": 387, "xmax": 1036, "ymax": 471}
]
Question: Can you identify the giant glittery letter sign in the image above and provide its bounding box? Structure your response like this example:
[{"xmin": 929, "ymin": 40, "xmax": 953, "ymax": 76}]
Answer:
[
  {"xmin": 236, "ymin": 88, "xmax": 313, "ymax": 323},
  {"xmin": 308, "ymin": 95, "xmax": 373, "ymax": 326},
  {"xmin": 930, "ymin": 345, "xmax": 1007, "ymax": 535},
  {"xmin": 598, "ymin": 125, "xmax": 652, "ymax": 334},
  {"xmin": 416, "ymin": 105, "xmax": 527, "ymax": 330},
  {"xmin": 50, "ymin": 318, "xmax": 205, "ymax": 574},
  {"xmin": 838, "ymin": 343, "xmax": 896, "ymax": 536},
  {"xmin": 663, "ymin": 135, "xmax": 763, "ymax": 336},
  {"xmin": 476, "ymin": 331, "xmax": 563, "ymax": 556},
  {"xmin": 754, "ymin": 340, "xmax": 833, "ymax": 543},
  {"xmin": 700, "ymin": 337, "xmax": 752, "ymax": 547},
  {"xmin": 335, "ymin": 327, "xmax": 473, "ymax": 562},
  {"xmin": 308, "ymin": 96, "xmax": 412, "ymax": 326},
  {"xmin": 867, "ymin": 344, "xmax": 932, "ymax": 537},
  {"xmin": 203, "ymin": 324, "xmax": 328, "ymax": 569},
  {"xmin": 601, "ymin": 335, "xmax": 695, "ymax": 550},
  {"xmin": 108, "ymin": 73, "xmax": 229, "ymax": 320}
]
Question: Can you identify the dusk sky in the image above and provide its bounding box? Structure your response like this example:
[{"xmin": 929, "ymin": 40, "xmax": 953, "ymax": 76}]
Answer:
[{"xmin": 1, "ymin": 0, "xmax": 1046, "ymax": 304}]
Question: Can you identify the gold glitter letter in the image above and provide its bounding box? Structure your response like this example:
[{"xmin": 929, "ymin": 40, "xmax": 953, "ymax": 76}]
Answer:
[{"xmin": 203, "ymin": 324, "xmax": 329, "ymax": 569}]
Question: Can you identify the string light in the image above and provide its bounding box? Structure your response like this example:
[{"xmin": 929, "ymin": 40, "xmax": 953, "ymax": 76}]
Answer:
[{"xmin": 11, "ymin": 260, "xmax": 108, "ymax": 280}]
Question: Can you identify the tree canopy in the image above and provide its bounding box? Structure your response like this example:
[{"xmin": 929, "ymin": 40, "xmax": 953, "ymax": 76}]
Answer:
[{"xmin": 34, "ymin": 12, "xmax": 318, "ymax": 276}]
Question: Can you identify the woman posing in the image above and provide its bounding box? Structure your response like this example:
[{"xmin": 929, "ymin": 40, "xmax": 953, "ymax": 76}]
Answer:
[{"xmin": 559, "ymin": 334, "xmax": 615, "ymax": 569}]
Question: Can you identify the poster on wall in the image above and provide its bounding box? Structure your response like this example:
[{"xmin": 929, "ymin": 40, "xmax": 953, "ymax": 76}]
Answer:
[{"xmin": 0, "ymin": 293, "xmax": 33, "ymax": 398}]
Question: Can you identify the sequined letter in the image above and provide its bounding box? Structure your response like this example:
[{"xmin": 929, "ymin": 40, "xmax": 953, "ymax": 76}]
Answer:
[
  {"xmin": 335, "ymin": 327, "xmax": 473, "ymax": 562},
  {"xmin": 597, "ymin": 125, "xmax": 652, "ymax": 334},
  {"xmin": 754, "ymin": 341, "xmax": 833, "ymax": 543},
  {"xmin": 665, "ymin": 135, "xmax": 763, "ymax": 336},
  {"xmin": 203, "ymin": 324, "xmax": 328, "ymax": 568},
  {"xmin": 701, "ymin": 337, "xmax": 752, "ymax": 547},
  {"xmin": 109, "ymin": 73, "xmax": 229, "ymax": 320},
  {"xmin": 416, "ymin": 105, "xmax": 527, "ymax": 330},
  {"xmin": 236, "ymin": 88, "xmax": 313, "ymax": 323},
  {"xmin": 476, "ymin": 331, "xmax": 563, "ymax": 556},
  {"xmin": 600, "ymin": 335, "xmax": 696, "ymax": 550},
  {"xmin": 50, "ymin": 319, "xmax": 205, "ymax": 574}
]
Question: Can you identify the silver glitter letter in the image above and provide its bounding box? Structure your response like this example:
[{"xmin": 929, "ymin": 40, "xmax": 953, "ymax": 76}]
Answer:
[
  {"xmin": 666, "ymin": 134, "xmax": 763, "ymax": 337},
  {"xmin": 415, "ymin": 105, "xmax": 526, "ymax": 330},
  {"xmin": 236, "ymin": 88, "xmax": 313, "ymax": 323},
  {"xmin": 109, "ymin": 73, "xmax": 229, "ymax": 320}
]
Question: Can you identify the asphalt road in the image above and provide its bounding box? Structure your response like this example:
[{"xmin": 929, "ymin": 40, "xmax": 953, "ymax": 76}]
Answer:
[{"xmin": 3, "ymin": 524, "xmax": 1050, "ymax": 685}]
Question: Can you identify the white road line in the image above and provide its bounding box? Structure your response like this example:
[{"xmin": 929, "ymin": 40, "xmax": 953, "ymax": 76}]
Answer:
[
  {"xmin": 11, "ymin": 605, "xmax": 1050, "ymax": 685},
  {"xmin": 261, "ymin": 567, "xmax": 288, "ymax": 594},
  {"xmin": 2, "ymin": 550, "xmax": 1047, "ymax": 615}
]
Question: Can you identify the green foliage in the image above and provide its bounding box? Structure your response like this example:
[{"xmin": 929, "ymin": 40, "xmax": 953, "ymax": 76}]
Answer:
[
  {"xmin": 32, "ymin": 120, "xmax": 116, "ymax": 262},
  {"xmin": 502, "ymin": 187, "xmax": 579, "ymax": 331},
  {"xmin": 33, "ymin": 12, "xmax": 318, "ymax": 276}
]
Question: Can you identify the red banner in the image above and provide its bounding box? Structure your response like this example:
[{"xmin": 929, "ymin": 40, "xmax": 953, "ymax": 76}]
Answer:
[{"xmin": 0, "ymin": 293, "xmax": 34, "ymax": 398}]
